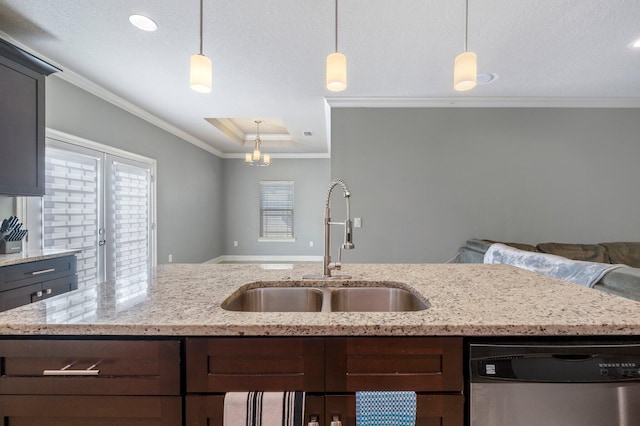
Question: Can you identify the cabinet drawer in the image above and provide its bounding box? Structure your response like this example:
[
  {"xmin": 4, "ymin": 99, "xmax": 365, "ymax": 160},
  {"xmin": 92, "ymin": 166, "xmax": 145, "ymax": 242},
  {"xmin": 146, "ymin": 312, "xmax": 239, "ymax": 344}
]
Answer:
[
  {"xmin": 0, "ymin": 275, "xmax": 77, "ymax": 313},
  {"xmin": 0, "ymin": 283, "xmax": 41, "ymax": 312},
  {"xmin": 0, "ymin": 395, "xmax": 182, "ymax": 425},
  {"xmin": 326, "ymin": 394, "xmax": 464, "ymax": 426},
  {"xmin": 186, "ymin": 337, "xmax": 325, "ymax": 392},
  {"xmin": 0, "ymin": 255, "xmax": 76, "ymax": 291},
  {"xmin": 325, "ymin": 337, "xmax": 463, "ymax": 392},
  {"xmin": 186, "ymin": 394, "xmax": 325, "ymax": 426},
  {"xmin": 0, "ymin": 339, "xmax": 180, "ymax": 395}
]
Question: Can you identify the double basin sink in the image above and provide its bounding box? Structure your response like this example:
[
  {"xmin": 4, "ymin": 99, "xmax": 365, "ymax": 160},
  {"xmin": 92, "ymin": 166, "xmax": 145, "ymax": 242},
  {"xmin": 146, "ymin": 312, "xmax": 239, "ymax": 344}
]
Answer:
[{"xmin": 222, "ymin": 282, "xmax": 429, "ymax": 312}]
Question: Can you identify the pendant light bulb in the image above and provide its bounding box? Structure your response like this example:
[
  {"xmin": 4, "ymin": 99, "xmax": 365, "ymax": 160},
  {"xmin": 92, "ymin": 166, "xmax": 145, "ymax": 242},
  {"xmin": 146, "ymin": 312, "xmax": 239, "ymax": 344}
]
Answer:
[
  {"xmin": 326, "ymin": 52, "xmax": 347, "ymax": 92},
  {"xmin": 190, "ymin": 54, "xmax": 212, "ymax": 93},
  {"xmin": 454, "ymin": 51, "xmax": 477, "ymax": 91}
]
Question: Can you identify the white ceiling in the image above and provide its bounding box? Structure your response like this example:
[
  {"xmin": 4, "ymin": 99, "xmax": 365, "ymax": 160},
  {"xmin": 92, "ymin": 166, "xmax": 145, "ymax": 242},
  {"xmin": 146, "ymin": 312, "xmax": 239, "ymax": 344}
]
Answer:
[{"xmin": 1, "ymin": 0, "xmax": 639, "ymax": 157}]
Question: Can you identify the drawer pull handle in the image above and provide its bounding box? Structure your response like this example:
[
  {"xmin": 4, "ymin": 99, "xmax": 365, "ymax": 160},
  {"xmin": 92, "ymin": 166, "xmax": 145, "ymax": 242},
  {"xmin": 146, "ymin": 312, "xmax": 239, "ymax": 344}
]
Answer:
[
  {"xmin": 32, "ymin": 268, "xmax": 56, "ymax": 275},
  {"xmin": 43, "ymin": 361, "xmax": 100, "ymax": 376}
]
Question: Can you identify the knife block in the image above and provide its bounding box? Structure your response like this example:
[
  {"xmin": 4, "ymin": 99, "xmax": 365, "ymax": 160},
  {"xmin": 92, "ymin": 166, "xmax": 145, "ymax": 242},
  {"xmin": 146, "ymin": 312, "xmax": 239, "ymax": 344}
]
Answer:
[{"xmin": 0, "ymin": 240, "xmax": 22, "ymax": 254}]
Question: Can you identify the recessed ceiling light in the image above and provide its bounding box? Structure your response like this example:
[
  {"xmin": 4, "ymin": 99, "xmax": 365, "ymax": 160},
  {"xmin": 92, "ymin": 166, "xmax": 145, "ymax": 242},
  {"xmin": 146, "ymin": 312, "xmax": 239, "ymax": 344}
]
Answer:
[
  {"xmin": 477, "ymin": 73, "xmax": 499, "ymax": 85},
  {"xmin": 628, "ymin": 38, "xmax": 640, "ymax": 49},
  {"xmin": 129, "ymin": 14, "xmax": 158, "ymax": 32}
]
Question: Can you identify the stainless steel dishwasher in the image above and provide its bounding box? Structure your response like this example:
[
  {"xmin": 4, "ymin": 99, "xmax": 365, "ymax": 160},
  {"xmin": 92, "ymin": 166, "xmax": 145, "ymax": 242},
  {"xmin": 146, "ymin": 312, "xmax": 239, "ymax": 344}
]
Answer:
[{"xmin": 469, "ymin": 343, "xmax": 640, "ymax": 426}]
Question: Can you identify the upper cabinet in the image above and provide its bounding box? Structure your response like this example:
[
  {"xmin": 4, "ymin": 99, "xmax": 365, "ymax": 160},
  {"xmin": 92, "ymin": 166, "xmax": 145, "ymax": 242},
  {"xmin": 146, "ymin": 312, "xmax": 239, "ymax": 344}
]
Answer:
[{"xmin": 0, "ymin": 39, "xmax": 60, "ymax": 196}]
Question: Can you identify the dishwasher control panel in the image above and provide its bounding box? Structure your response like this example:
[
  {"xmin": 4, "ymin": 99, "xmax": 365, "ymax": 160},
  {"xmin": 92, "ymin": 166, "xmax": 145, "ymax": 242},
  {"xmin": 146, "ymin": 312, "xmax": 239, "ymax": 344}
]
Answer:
[{"xmin": 470, "ymin": 343, "xmax": 640, "ymax": 383}]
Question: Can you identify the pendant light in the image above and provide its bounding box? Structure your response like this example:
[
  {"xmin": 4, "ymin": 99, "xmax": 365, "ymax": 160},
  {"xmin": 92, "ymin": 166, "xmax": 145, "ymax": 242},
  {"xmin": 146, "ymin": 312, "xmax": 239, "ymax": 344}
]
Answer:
[
  {"xmin": 190, "ymin": 0, "xmax": 212, "ymax": 93},
  {"xmin": 245, "ymin": 121, "xmax": 271, "ymax": 166},
  {"xmin": 454, "ymin": 0, "xmax": 477, "ymax": 91},
  {"xmin": 326, "ymin": 0, "xmax": 346, "ymax": 92}
]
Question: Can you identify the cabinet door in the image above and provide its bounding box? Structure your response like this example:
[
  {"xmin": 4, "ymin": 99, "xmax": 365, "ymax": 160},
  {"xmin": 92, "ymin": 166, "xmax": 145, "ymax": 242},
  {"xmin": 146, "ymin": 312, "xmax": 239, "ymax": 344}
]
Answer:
[
  {"xmin": 0, "ymin": 55, "xmax": 45, "ymax": 196},
  {"xmin": 325, "ymin": 394, "xmax": 464, "ymax": 426},
  {"xmin": 325, "ymin": 337, "xmax": 463, "ymax": 392},
  {"xmin": 186, "ymin": 337, "xmax": 325, "ymax": 392},
  {"xmin": 0, "ymin": 339, "xmax": 180, "ymax": 396},
  {"xmin": 0, "ymin": 395, "xmax": 181, "ymax": 425},
  {"xmin": 186, "ymin": 394, "xmax": 325, "ymax": 426}
]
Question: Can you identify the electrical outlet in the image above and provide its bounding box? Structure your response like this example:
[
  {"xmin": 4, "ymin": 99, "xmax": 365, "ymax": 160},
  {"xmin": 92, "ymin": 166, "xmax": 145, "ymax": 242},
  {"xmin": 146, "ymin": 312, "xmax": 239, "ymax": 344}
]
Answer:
[
  {"xmin": 309, "ymin": 241, "xmax": 314, "ymax": 248},
  {"xmin": 354, "ymin": 217, "xmax": 362, "ymax": 228},
  {"xmin": 233, "ymin": 241, "xmax": 238, "ymax": 247},
  {"xmin": 168, "ymin": 254, "xmax": 173, "ymax": 263}
]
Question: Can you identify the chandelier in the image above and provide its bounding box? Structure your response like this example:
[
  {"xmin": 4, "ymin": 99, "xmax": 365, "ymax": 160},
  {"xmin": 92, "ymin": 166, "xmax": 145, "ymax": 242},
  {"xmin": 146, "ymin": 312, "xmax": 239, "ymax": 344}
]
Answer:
[{"xmin": 245, "ymin": 120, "xmax": 271, "ymax": 166}]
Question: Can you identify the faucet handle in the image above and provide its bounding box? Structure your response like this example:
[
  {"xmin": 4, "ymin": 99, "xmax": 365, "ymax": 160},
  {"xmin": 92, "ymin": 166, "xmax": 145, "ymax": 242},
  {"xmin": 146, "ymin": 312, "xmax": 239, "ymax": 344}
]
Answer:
[{"xmin": 328, "ymin": 261, "xmax": 341, "ymax": 271}]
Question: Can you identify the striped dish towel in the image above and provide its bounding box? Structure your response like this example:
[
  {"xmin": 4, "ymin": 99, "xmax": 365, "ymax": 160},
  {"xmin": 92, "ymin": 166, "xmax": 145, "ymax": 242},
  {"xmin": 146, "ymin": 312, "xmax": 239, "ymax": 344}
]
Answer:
[
  {"xmin": 224, "ymin": 392, "xmax": 305, "ymax": 426},
  {"xmin": 356, "ymin": 391, "xmax": 416, "ymax": 426}
]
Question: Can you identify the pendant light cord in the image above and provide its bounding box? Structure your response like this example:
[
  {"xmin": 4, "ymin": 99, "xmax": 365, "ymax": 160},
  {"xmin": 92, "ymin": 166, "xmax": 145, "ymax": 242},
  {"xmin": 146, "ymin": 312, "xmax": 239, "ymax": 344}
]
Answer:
[
  {"xmin": 464, "ymin": 0, "xmax": 469, "ymax": 52},
  {"xmin": 335, "ymin": 0, "xmax": 339, "ymax": 53},
  {"xmin": 199, "ymin": 0, "xmax": 204, "ymax": 55}
]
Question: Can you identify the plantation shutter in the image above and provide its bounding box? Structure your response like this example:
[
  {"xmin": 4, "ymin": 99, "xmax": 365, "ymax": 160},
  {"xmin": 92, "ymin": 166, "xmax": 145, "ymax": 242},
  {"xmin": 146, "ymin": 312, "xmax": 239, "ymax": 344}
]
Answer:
[{"xmin": 260, "ymin": 181, "xmax": 294, "ymax": 239}]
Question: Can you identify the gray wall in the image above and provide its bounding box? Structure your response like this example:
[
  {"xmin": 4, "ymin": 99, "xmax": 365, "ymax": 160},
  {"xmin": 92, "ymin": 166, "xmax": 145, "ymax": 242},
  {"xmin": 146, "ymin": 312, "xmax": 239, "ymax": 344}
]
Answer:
[
  {"xmin": 222, "ymin": 158, "xmax": 330, "ymax": 257},
  {"xmin": 332, "ymin": 107, "xmax": 640, "ymax": 263},
  {"xmin": 46, "ymin": 77, "xmax": 224, "ymax": 264}
]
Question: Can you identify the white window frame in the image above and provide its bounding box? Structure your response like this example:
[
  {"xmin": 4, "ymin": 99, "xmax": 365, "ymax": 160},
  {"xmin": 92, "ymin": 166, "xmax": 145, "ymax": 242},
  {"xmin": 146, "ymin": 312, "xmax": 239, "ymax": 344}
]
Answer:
[
  {"xmin": 19, "ymin": 128, "xmax": 157, "ymax": 268},
  {"xmin": 258, "ymin": 180, "xmax": 295, "ymax": 243}
]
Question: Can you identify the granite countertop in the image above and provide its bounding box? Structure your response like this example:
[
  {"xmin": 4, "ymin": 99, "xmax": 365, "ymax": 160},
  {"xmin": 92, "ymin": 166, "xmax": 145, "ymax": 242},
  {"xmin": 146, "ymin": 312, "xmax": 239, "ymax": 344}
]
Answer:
[
  {"xmin": 0, "ymin": 263, "xmax": 638, "ymax": 337},
  {"xmin": 0, "ymin": 249, "xmax": 80, "ymax": 267}
]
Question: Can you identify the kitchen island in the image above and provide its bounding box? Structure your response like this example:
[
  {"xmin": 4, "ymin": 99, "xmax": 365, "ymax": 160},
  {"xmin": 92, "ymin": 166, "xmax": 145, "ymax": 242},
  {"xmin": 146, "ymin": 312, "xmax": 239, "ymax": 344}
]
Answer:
[
  {"xmin": 0, "ymin": 263, "xmax": 638, "ymax": 425},
  {"xmin": 0, "ymin": 262, "xmax": 638, "ymax": 336}
]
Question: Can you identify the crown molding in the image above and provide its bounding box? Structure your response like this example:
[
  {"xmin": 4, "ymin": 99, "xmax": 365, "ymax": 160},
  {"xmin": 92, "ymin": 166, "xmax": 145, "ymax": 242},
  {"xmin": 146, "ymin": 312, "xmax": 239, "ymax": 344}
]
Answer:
[
  {"xmin": 52, "ymin": 72, "xmax": 224, "ymax": 157},
  {"xmin": 222, "ymin": 153, "xmax": 330, "ymax": 160},
  {"xmin": 325, "ymin": 96, "xmax": 640, "ymax": 108}
]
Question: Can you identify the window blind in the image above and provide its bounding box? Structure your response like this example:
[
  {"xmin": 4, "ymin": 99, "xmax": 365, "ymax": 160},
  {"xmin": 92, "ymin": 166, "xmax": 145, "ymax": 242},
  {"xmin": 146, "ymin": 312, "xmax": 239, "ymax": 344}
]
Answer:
[
  {"xmin": 43, "ymin": 147, "xmax": 100, "ymax": 288},
  {"xmin": 111, "ymin": 161, "xmax": 150, "ymax": 296},
  {"xmin": 260, "ymin": 181, "xmax": 294, "ymax": 239}
]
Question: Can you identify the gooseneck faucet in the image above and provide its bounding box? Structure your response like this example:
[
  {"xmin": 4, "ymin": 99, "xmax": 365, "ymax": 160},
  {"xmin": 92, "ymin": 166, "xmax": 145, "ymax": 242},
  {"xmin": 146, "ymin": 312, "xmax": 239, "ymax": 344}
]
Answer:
[{"xmin": 304, "ymin": 178, "xmax": 355, "ymax": 279}]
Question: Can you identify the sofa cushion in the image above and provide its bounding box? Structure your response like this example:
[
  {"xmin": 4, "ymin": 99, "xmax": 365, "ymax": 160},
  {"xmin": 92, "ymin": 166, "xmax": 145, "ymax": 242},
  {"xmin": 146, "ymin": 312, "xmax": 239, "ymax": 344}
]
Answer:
[
  {"xmin": 536, "ymin": 243, "xmax": 610, "ymax": 263},
  {"xmin": 600, "ymin": 242, "xmax": 640, "ymax": 267}
]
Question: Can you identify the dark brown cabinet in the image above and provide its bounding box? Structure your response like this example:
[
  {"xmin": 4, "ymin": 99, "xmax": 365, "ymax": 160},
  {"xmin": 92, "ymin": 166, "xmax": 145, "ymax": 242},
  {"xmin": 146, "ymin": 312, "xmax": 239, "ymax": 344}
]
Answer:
[
  {"xmin": 0, "ymin": 38, "xmax": 59, "ymax": 196},
  {"xmin": 185, "ymin": 336, "xmax": 464, "ymax": 426},
  {"xmin": 0, "ymin": 339, "xmax": 182, "ymax": 425},
  {"xmin": 0, "ymin": 255, "xmax": 78, "ymax": 312}
]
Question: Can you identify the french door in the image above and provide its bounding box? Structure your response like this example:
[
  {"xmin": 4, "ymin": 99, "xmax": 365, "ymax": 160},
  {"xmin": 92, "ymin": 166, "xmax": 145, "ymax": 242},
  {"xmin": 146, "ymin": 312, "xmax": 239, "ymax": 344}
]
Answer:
[{"xmin": 27, "ymin": 137, "xmax": 155, "ymax": 290}]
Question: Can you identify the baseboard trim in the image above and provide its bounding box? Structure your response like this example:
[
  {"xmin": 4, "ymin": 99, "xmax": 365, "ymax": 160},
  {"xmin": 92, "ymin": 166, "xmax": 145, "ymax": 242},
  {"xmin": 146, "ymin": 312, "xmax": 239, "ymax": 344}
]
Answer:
[{"xmin": 204, "ymin": 255, "xmax": 323, "ymax": 264}]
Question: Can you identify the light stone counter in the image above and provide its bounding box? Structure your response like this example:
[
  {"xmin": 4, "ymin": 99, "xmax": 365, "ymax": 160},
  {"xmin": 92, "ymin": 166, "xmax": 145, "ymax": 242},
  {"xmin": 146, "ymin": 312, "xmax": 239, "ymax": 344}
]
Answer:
[
  {"xmin": 0, "ymin": 249, "xmax": 80, "ymax": 267},
  {"xmin": 0, "ymin": 263, "xmax": 638, "ymax": 336}
]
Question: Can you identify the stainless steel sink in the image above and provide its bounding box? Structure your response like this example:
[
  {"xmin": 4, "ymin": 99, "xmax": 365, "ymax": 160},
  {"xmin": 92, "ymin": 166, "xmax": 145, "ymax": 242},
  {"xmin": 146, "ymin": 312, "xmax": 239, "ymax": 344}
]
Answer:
[
  {"xmin": 222, "ymin": 287, "xmax": 324, "ymax": 312},
  {"xmin": 222, "ymin": 283, "xmax": 429, "ymax": 312},
  {"xmin": 330, "ymin": 287, "xmax": 428, "ymax": 312}
]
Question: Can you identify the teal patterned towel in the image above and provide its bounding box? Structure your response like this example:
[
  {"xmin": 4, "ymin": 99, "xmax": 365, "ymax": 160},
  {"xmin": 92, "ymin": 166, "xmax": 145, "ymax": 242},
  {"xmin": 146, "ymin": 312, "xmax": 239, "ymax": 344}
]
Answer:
[{"xmin": 356, "ymin": 391, "xmax": 416, "ymax": 426}]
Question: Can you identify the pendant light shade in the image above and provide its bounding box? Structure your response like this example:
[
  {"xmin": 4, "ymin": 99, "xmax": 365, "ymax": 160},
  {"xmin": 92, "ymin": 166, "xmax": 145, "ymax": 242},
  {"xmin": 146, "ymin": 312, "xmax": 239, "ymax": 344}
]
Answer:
[
  {"xmin": 190, "ymin": 0, "xmax": 211, "ymax": 93},
  {"xmin": 190, "ymin": 54, "xmax": 212, "ymax": 93},
  {"xmin": 326, "ymin": 0, "xmax": 346, "ymax": 92},
  {"xmin": 326, "ymin": 52, "xmax": 347, "ymax": 92},
  {"xmin": 454, "ymin": 0, "xmax": 477, "ymax": 92},
  {"xmin": 454, "ymin": 51, "xmax": 477, "ymax": 91}
]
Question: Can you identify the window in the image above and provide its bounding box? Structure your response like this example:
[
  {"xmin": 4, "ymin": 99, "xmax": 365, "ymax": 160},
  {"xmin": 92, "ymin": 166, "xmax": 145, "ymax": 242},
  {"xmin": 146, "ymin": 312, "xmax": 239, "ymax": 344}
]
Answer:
[{"xmin": 260, "ymin": 181, "xmax": 294, "ymax": 240}]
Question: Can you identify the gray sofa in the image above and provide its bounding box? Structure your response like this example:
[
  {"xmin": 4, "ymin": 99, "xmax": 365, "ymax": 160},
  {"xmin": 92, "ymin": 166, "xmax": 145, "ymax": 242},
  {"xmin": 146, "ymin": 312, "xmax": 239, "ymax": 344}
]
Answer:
[{"xmin": 459, "ymin": 239, "xmax": 640, "ymax": 302}]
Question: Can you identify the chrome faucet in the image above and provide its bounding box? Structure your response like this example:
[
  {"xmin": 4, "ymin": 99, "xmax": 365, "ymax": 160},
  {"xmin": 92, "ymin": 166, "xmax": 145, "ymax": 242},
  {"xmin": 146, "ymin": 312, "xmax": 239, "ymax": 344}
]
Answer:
[{"xmin": 304, "ymin": 178, "xmax": 355, "ymax": 279}]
